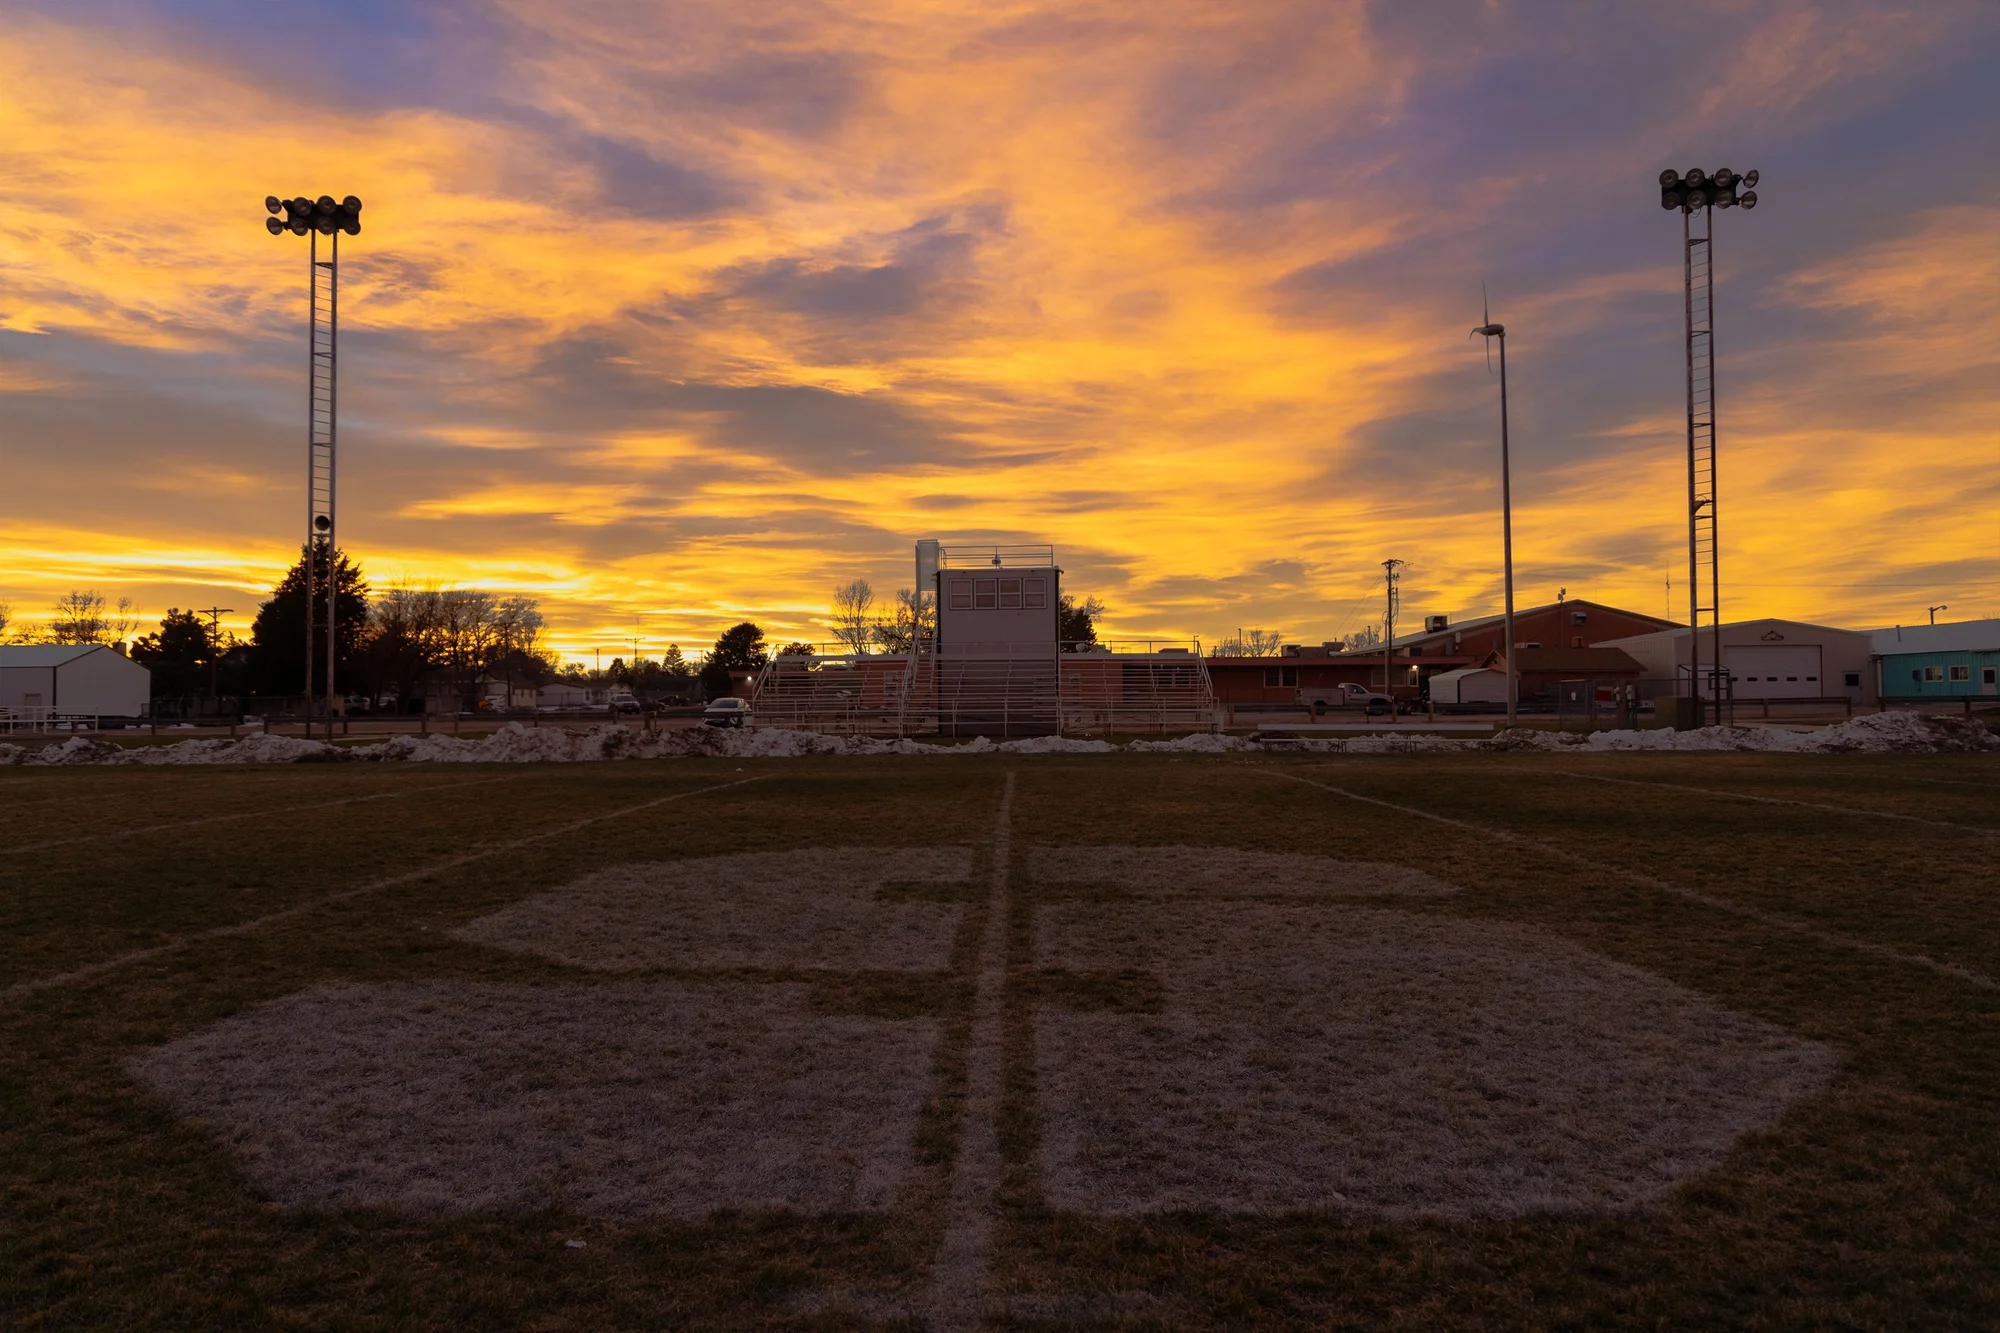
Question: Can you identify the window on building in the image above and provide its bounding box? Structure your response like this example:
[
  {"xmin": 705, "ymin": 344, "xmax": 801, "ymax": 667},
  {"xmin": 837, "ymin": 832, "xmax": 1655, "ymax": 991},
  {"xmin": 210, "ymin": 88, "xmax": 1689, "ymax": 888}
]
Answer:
[
  {"xmin": 1844, "ymin": 672, "xmax": 1861, "ymax": 688},
  {"xmin": 1263, "ymin": 667, "xmax": 1281, "ymax": 686},
  {"xmin": 1571, "ymin": 611, "xmax": 1587, "ymax": 624},
  {"xmin": 974, "ymin": 579, "xmax": 997, "ymax": 609},
  {"xmin": 1024, "ymin": 577, "xmax": 1047, "ymax": 609},
  {"xmin": 948, "ymin": 579, "xmax": 972, "ymax": 611},
  {"xmin": 1949, "ymin": 665, "xmax": 1970, "ymax": 682},
  {"xmin": 1924, "ymin": 666, "xmax": 1944, "ymax": 682},
  {"xmin": 1985, "ymin": 667, "xmax": 1997, "ymax": 686},
  {"xmin": 999, "ymin": 578, "xmax": 1022, "ymax": 609},
  {"xmin": 1282, "ymin": 666, "xmax": 1298, "ymax": 687}
]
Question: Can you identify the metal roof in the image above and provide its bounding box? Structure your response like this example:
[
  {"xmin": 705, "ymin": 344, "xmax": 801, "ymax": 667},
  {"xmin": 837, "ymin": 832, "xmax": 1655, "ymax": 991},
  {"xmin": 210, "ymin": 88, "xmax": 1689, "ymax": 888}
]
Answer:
[
  {"xmin": 1388, "ymin": 598, "xmax": 1678, "ymax": 648},
  {"xmin": 1870, "ymin": 619, "xmax": 2000, "ymax": 655},
  {"xmin": 0, "ymin": 644, "xmax": 110, "ymax": 667}
]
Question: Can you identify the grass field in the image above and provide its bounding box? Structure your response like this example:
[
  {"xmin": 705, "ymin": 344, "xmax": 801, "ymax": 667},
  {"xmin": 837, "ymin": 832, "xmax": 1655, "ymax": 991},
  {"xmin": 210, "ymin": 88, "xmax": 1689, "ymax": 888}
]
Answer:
[{"xmin": 3, "ymin": 751, "xmax": 1998, "ymax": 1330}]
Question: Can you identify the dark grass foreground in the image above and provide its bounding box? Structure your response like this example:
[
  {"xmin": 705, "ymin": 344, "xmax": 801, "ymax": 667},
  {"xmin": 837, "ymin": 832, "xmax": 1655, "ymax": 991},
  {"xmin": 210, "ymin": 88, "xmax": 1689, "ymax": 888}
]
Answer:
[{"xmin": 2, "ymin": 752, "xmax": 1998, "ymax": 1329}]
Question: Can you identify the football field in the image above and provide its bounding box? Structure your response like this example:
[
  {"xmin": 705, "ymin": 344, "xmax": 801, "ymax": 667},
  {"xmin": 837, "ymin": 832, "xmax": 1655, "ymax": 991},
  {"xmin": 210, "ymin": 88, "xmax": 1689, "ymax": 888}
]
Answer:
[{"xmin": 3, "ymin": 751, "xmax": 1997, "ymax": 1329}]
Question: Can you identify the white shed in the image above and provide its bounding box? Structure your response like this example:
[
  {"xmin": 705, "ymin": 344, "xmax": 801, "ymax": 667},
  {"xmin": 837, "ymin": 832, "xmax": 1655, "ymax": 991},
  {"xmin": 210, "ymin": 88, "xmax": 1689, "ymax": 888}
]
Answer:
[
  {"xmin": 1428, "ymin": 666, "xmax": 1510, "ymax": 704},
  {"xmin": 0, "ymin": 645, "xmax": 152, "ymax": 718}
]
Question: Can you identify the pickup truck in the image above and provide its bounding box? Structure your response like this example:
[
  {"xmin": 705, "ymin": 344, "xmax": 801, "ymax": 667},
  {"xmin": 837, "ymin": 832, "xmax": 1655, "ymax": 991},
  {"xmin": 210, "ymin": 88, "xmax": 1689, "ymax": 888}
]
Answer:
[{"xmin": 1309, "ymin": 682, "xmax": 1395, "ymax": 716}]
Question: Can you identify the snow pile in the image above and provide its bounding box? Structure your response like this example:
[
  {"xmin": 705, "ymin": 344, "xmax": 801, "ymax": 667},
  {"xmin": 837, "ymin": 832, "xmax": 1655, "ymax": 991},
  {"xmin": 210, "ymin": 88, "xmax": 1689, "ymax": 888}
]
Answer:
[
  {"xmin": 5, "ymin": 711, "xmax": 1991, "ymax": 765},
  {"xmin": 1126, "ymin": 733, "xmax": 1253, "ymax": 753},
  {"xmin": 994, "ymin": 735, "xmax": 1118, "ymax": 754},
  {"xmin": 1481, "ymin": 710, "xmax": 2000, "ymax": 754}
]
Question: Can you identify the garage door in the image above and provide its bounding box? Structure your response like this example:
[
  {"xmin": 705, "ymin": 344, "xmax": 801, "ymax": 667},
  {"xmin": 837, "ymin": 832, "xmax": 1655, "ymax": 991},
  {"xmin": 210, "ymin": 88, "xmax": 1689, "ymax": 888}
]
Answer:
[{"xmin": 1724, "ymin": 645, "xmax": 1823, "ymax": 699}]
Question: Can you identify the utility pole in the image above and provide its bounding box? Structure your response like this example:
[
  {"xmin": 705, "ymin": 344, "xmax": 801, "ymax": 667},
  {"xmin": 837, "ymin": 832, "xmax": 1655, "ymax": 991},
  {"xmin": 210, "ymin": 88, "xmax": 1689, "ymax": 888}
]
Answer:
[
  {"xmin": 196, "ymin": 607, "xmax": 235, "ymax": 706},
  {"xmin": 1382, "ymin": 558, "xmax": 1405, "ymax": 721},
  {"xmin": 1471, "ymin": 298, "xmax": 1517, "ymax": 727}
]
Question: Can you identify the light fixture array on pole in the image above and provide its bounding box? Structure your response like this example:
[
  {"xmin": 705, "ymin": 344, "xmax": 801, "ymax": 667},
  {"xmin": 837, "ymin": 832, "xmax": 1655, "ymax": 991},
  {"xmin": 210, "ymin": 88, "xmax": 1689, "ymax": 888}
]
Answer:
[
  {"xmin": 262, "ymin": 193, "xmax": 361, "ymax": 737},
  {"xmin": 1657, "ymin": 166, "xmax": 1758, "ymax": 726}
]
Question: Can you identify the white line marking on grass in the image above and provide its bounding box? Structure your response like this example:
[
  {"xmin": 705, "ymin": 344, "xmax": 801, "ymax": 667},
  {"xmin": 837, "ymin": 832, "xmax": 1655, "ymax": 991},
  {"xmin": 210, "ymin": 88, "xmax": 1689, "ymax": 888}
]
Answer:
[
  {"xmin": 1538, "ymin": 769, "xmax": 2000, "ymax": 838},
  {"xmin": 0, "ymin": 776, "xmax": 766, "ymax": 1006},
  {"xmin": 927, "ymin": 770, "xmax": 1015, "ymax": 1332},
  {"xmin": 1271, "ymin": 772, "xmax": 1999, "ymax": 992},
  {"xmin": 0, "ymin": 774, "xmax": 528, "ymax": 857}
]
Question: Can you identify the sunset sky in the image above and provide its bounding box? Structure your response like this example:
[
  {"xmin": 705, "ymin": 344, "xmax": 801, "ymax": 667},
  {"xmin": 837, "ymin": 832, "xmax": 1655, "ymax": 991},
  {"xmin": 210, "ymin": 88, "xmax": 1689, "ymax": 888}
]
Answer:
[{"xmin": 2, "ymin": 1, "xmax": 1997, "ymax": 660}]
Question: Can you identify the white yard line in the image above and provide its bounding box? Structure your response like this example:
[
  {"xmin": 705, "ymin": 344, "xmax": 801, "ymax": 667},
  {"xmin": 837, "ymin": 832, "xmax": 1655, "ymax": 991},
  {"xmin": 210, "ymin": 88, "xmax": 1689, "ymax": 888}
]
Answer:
[
  {"xmin": 1537, "ymin": 769, "xmax": 2000, "ymax": 838},
  {"xmin": 0, "ymin": 776, "xmax": 765, "ymax": 1006},
  {"xmin": 927, "ymin": 769, "xmax": 1016, "ymax": 1332},
  {"xmin": 0, "ymin": 774, "xmax": 529, "ymax": 857},
  {"xmin": 1271, "ymin": 771, "xmax": 1998, "ymax": 993}
]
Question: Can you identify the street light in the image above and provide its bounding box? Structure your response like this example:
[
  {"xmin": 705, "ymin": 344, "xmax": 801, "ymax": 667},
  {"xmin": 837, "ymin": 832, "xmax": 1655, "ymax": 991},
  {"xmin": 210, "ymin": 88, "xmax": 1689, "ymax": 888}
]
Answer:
[
  {"xmin": 1929, "ymin": 604, "xmax": 1949, "ymax": 625},
  {"xmin": 1657, "ymin": 166, "xmax": 1760, "ymax": 725},
  {"xmin": 1471, "ymin": 292, "xmax": 1518, "ymax": 728},
  {"xmin": 262, "ymin": 192, "xmax": 361, "ymax": 738}
]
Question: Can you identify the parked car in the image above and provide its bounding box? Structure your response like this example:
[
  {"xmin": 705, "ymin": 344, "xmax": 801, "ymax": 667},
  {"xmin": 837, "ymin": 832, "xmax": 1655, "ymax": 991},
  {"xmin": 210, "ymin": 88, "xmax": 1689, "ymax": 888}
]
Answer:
[
  {"xmin": 1313, "ymin": 682, "xmax": 1394, "ymax": 717},
  {"xmin": 607, "ymin": 692, "xmax": 640, "ymax": 713},
  {"xmin": 703, "ymin": 697, "xmax": 752, "ymax": 727}
]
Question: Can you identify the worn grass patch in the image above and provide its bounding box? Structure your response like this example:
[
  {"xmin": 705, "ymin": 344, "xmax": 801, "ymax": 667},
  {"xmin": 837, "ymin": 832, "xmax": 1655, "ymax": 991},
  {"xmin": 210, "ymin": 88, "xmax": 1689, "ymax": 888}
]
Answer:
[
  {"xmin": 1028, "ymin": 844, "xmax": 1459, "ymax": 897},
  {"xmin": 1033, "ymin": 900, "xmax": 1836, "ymax": 1218},
  {"xmin": 451, "ymin": 846, "xmax": 973, "ymax": 973},
  {"xmin": 127, "ymin": 979, "xmax": 940, "ymax": 1219}
]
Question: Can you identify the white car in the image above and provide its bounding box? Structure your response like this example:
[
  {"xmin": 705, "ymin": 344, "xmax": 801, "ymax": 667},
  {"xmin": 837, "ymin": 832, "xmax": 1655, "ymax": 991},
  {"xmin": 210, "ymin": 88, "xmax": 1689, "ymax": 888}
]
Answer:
[{"xmin": 703, "ymin": 697, "xmax": 752, "ymax": 727}]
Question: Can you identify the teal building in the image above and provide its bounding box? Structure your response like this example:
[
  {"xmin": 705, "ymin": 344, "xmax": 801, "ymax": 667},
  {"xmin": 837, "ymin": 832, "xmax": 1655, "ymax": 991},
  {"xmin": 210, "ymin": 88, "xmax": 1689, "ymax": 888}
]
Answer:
[{"xmin": 1872, "ymin": 620, "xmax": 2000, "ymax": 701}]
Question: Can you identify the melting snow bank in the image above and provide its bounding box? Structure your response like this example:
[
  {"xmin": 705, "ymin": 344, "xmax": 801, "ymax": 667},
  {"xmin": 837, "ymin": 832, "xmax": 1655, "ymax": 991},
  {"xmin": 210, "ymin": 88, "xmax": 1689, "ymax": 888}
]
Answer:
[
  {"xmin": 1, "ymin": 712, "xmax": 1993, "ymax": 766},
  {"xmin": 1481, "ymin": 710, "xmax": 2000, "ymax": 754}
]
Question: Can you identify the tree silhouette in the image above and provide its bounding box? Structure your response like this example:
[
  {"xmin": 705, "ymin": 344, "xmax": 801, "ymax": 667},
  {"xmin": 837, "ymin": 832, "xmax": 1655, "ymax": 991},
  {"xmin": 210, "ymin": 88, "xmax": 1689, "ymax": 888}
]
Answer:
[{"xmin": 248, "ymin": 546, "xmax": 370, "ymax": 696}]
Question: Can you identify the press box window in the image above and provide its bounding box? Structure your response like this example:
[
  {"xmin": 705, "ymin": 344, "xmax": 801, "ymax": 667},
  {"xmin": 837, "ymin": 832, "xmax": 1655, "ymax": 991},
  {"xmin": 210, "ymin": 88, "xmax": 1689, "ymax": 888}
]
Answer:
[
  {"xmin": 999, "ymin": 578, "xmax": 1022, "ymax": 609},
  {"xmin": 948, "ymin": 579, "xmax": 973, "ymax": 611},
  {"xmin": 974, "ymin": 579, "xmax": 997, "ymax": 609},
  {"xmin": 1024, "ymin": 577, "xmax": 1047, "ymax": 609}
]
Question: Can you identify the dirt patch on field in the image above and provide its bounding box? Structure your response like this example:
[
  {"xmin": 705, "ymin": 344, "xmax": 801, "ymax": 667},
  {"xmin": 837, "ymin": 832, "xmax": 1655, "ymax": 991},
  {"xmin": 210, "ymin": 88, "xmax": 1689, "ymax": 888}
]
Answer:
[
  {"xmin": 128, "ymin": 980, "xmax": 938, "ymax": 1218},
  {"xmin": 1028, "ymin": 845, "xmax": 1458, "ymax": 897},
  {"xmin": 1034, "ymin": 902, "xmax": 1836, "ymax": 1219},
  {"xmin": 453, "ymin": 847, "xmax": 973, "ymax": 973}
]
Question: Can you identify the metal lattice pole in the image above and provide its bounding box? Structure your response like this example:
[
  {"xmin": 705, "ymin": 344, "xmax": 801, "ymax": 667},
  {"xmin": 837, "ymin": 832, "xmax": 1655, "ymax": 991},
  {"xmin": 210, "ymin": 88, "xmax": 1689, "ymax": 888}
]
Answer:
[
  {"xmin": 1660, "ymin": 167, "xmax": 1757, "ymax": 727},
  {"xmin": 264, "ymin": 193, "xmax": 361, "ymax": 738}
]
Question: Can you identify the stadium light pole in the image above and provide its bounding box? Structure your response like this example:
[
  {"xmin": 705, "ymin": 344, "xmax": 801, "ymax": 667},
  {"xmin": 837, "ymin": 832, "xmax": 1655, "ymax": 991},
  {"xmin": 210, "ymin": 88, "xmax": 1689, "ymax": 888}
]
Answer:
[
  {"xmin": 1658, "ymin": 166, "xmax": 1758, "ymax": 725},
  {"xmin": 262, "ymin": 192, "xmax": 362, "ymax": 738},
  {"xmin": 1471, "ymin": 301, "xmax": 1517, "ymax": 728}
]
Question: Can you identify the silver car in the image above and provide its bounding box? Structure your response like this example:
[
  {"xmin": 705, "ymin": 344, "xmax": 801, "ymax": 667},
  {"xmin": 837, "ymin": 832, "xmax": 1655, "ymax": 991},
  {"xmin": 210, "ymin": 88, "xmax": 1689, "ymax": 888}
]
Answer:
[{"xmin": 703, "ymin": 697, "xmax": 752, "ymax": 727}]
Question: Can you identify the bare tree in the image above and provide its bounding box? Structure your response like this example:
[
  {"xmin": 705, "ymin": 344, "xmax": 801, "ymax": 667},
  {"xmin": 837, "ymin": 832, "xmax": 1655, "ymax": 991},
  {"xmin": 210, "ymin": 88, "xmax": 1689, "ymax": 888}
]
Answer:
[
  {"xmin": 0, "ymin": 601, "xmax": 11, "ymax": 642},
  {"xmin": 830, "ymin": 578, "xmax": 875, "ymax": 654},
  {"xmin": 47, "ymin": 591, "xmax": 140, "ymax": 646},
  {"xmin": 1343, "ymin": 625, "xmax": 1382, "ymax": 652},
  {"xmin": 1217, "ymin": 627, "xmax": 1285, "ymax": 657},
  {"xmin": 872, "ymin": 587, "xmax": 936, "ymax": 654}
]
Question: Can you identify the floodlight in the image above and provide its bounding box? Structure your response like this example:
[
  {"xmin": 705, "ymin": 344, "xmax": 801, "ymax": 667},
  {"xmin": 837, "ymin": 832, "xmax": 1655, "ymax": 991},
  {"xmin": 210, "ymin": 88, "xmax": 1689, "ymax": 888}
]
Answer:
[
  {"xmin": 289, "ymin": 219, "xmax": 310, "ymax": 235},
  {"xmin": 1659, "ymin": 168, "xmax": 1680, "ymax": 186},
  {"xmin": 1713, "ymin": 168, "xmax": 1735, "ymax": 187},
  {"xmin": 341, "ymin": 217, "xmax": 360, "ymax": 236},
  {"xmin": 341, "ymin": 195, "xmax": 362, "ymax": 214},
  {"xmin": 315, "ymin": 194, "xmax": 335, "ymax": 214},
  {"xmin": 265, "ymin": 216, "xmax": 285, "ymax": 234},
  {"xmin": 1684, "ymin": 167, "xmax": 1706, "ymax": 184},
  {"xmin": 1661, "ymin": 191, "xmax": 1681, "ymax": 210},
  {"xmin": 265, "ymin": 195, "xmax": 282, "ymax": 214},
  {"xmin": 1738, "ymin": 190, "xmax": 1757, "ymax": 209},
  {"xmin": 1742, "ymin": 169, "xmax": 1759, "ymax": 187},
  {"xmin": 315, "ymin": 215, "xmax": 337, "ymax": 234},
  {"xmin": 314, "ymin": 514, "xmax": 331, "ymax": 532}
]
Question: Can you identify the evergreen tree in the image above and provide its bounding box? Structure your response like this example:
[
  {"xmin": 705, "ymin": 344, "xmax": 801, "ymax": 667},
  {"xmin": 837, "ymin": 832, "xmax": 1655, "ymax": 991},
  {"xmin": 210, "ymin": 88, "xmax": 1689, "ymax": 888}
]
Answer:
[
  {"xmin": 248, "ymin": 546, "xmax": 370, "ymax": 697},
  {"xmin": 130, "ymin": 608, "xmax": 215, "ymax": 697},
  {"xmin": 699, "ymin": 622, "xmax": 766, "ymax": 699}
]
